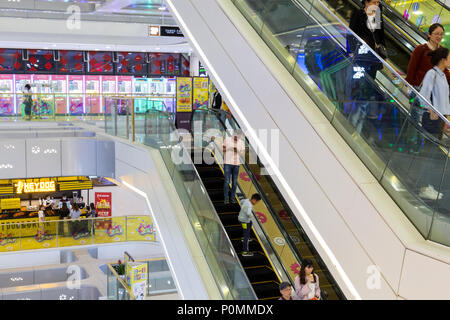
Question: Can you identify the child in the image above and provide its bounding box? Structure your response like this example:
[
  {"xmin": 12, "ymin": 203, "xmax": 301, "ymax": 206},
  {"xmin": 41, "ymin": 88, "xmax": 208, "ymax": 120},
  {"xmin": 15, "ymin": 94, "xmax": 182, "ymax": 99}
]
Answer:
[{"xmin": 238, "ymin": 193, "xmax": 261, "ymax": 257}]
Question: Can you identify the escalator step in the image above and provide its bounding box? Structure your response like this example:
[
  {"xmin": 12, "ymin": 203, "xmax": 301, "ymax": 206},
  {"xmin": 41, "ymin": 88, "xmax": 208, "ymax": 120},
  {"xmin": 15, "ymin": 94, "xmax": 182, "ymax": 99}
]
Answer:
[
  {"xmin": 196, "ymin": 166, "xmax": 223, "ymax": 177},
  {"xmin": 245, "ymin": 266, "xmax": 279, "ymax": 283},
  {"xmin": 252, "ymin": 282, "xmax": 281, "ymax": 300},
  {"xmin": 201, "ymin": 178, "xmax": 224, "ymax": 189},
  {"xmin": 231, "ymin": 239, "xmax": 260, "ymax": 252},
  {"xmin": 214, "ymin": 203, "xmax": 240, "ymax": 213},
  {"xmin": 238, "ymin": 252, "xmax": 270, "ymax": 268},
  {"xmin": 218, "ymin": 213, "xmax": 240, "ymax": 226}
]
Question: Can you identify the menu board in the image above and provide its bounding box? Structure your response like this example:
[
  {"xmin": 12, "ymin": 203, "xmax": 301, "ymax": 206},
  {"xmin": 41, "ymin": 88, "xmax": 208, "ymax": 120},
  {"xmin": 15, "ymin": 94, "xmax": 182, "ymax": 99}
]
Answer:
[{"xmin": 0, "ymin": 198, "xmax": 21, "ymax": 210}]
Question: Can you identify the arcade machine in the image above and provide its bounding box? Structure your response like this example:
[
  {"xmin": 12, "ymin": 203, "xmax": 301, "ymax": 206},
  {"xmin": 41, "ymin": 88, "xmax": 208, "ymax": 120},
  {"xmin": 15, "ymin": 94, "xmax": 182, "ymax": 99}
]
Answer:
[
  {"xmin": 117, "ymin": 76, "xmax": 132, "ymax": 115},
  {"xmin": 0, "ymin": 74, "xmax": 14, "ymax": 116},
  {"xmin": 149, "ymin": 77, "xmax": 176, "ymax": 114},
  {"xmin": 101, "ymin": 75, "xmax": 116, "ymax": 115},
  {"xmin": 50, "ymin": 75, "xmax": 68, "ymax": 117},
  {"xmin": 85, "ymin": 75, "xmax": 101, "ymax": 116},
  {"xmin": 32, "ymin": 74, "xmax": 53, "ymax": 118},
  {"xmin": 68, "ymin": 75, "xmax": 84, "ymax": 116},
  {"xmin": 14, "ymin": 74, "xmax": 32, "ymax": 118},
  {"xmin": 133, "ymin": 77, "xmax": 149, "ymax": 114}
]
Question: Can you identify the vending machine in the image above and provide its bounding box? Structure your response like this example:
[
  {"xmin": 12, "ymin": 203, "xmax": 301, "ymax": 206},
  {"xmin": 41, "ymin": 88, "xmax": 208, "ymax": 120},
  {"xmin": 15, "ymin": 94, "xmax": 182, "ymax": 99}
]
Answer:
[
  {"xmin": 32, "ymin": 74, "xmax": 53, "ymax": 117},
  {"xmin": 0, "ymin": 74, "xmax": 14, "ymax": 116},
  {"xmin": 133, "ymin": 77, "xmax": 149, "ymax": 114},
  {"xmin": 15, "ymin": 74, "xmax": 32, "ymax": 117},
  {"xmin": 101, "ymin": 75, "xmax": 116, "ymax": 115},
  {"xmin": 68, "ymin": 75, "xmax": 84, "ymax": 115},
  {"xmin": 85, "ymin": 75, "xmax": 101, "ymax": 115},
  {"xmin": 51, "ymin": 75, "xmax": 68, "ymax": 116},
  {"xmin": 117, "ymin": 76, "xmax": 132, "ymax": 115}
]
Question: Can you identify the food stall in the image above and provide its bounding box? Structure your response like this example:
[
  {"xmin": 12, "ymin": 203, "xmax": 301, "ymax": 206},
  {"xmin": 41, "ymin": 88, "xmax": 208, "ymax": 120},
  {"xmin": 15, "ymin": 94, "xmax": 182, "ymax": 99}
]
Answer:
[{"xmin": 0, "ymin": 176, "xmax": 93, "ymax": 223}]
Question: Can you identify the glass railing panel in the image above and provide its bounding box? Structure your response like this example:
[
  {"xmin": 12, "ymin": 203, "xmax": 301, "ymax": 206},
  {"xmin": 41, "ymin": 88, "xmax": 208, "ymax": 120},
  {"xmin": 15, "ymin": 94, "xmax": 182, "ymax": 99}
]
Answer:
[
  {"xmin": 233, "ymin": 0, "xmax": 450, "ymax": 246},
  {"xmin": 0, "ymin": 222, "xmax": 21, "ymax": 252},
  {"xmin": 93, "ymin": 217, "xmax": 126, "ymax": 244},
  {"xmin": 58, "ymin": 219, "xmax": 92, "ymax": 247},
  {"xmin": 381, "ymin": 118, "xmax": 450, "ymax": 239},
  {"xmin": 20, "ymin": 220, "xmax": 58, "ymax": 250},
  {"xmin": 141, "ymin": 110, "xmax": 256, "ymax": 300}
]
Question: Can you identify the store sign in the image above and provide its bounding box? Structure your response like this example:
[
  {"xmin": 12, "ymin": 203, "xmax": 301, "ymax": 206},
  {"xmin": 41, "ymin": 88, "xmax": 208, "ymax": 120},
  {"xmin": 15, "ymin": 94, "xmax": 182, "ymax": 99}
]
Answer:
[
  {"xmin": 14, "ymin": 180, "xmax": 56, "ymax": 194},
  {"xmin": 160, "ymin": 26, "xmax": 183, "ymax": 37}
]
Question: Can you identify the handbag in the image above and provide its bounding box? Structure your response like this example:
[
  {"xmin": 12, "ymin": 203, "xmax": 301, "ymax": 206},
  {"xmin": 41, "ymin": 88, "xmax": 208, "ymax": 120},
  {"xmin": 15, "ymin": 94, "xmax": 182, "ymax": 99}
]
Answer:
[{"xmin": 371, "ymin": 31, "xmax": 387, "ymax": 59}]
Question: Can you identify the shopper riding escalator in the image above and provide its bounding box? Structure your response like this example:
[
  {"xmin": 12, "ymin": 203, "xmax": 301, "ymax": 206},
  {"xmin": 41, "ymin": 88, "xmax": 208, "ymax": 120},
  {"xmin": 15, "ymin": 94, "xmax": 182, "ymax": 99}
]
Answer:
[
  {"xmin": 192, "ymin": 147, "xmax": 282, "ymax": 300},
  {"xmin": 191, "ymin": 108, "xmax": 346, "ymax": 300}
]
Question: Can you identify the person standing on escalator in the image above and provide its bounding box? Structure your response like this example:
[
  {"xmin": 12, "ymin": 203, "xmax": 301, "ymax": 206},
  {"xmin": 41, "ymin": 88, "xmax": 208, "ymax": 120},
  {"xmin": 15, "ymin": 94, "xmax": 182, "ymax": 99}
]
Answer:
[
  {"xmin": 406, "ymin": 23, "xmax": 450, "ymax": 125},
  {"xmin": 238, "ymin": 193, "xmax": 261, "ymax": 257},
  {"xmin": 223, "ymin": 130, "xmax": 245, "ymax": 204},
  {"xmin": 348, "ymin": 0, "xmax": 387, "ymax": 130}
]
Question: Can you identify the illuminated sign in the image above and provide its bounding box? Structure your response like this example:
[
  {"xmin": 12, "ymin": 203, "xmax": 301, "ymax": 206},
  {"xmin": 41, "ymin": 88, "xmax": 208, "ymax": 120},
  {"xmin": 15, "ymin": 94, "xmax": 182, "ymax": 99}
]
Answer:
[
  {"xmin": 14, "ymin": 180, "xmax": 56, "ymax": 194},
  {"xmin": 149, "ymin": 26, "xmax": 160, "ymax": 36},
  {"xmin": 160, "ymin": 26, "xmax": 183, "ymax": 37}
]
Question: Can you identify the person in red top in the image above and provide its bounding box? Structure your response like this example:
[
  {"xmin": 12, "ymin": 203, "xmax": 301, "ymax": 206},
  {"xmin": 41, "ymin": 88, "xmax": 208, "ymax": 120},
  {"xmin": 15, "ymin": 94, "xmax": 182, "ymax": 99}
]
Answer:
[{"xmin": 406, "ymin": 23, "xmax": 450, "ymax": 124}]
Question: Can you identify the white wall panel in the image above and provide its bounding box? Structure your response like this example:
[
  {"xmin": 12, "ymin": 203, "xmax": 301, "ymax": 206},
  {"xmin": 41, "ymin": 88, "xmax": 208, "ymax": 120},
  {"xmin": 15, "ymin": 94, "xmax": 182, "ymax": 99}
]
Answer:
[
  {"xmin": 0, "ymin": 140, "xmax": 26, "ymax": 179},
  {"xmin": 61, "ymin": 139, "xmax": 97, "ymax": 176},
  {"xmin": 399, "ymin": 249, "xmax": 450, "ymax": 299},
  {"xmin": 26, "ymin": 139, "xmax": 62, "ymax": 178}
]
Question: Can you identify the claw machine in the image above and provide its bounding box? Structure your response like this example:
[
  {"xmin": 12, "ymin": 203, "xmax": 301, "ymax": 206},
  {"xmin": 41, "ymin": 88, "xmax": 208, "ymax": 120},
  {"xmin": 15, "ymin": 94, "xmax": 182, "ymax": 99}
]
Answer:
[
  {"xmin": 85, "ymin": 75, "xmax": 101, "ymax": 116},
  {"xmin": 0, "ymin": 74, "xmax": 14, "ymax": 116},
  {"xmin": 32, "ymin": 74, "xmax": 53, "ymax": 118},
  {"xmin": 101, "ymin": 75, "xmax": 116, "ymax": 115},
  {"xmin": 117, "ymin": 76, "xmax": 132, "ymax": 115},
  {"xmin": 68, "ymin": 75, "xmax": 84, "ymax": 115},
  {"xmin": 51, "ymin": 75, "xmax": 68, "ymax": 117},
  {"xmin": 15, "ymin": 74, "xmax": 32, "ymax": 118},
  {"xmin": 133, "ymin": 77, "xmax": 149, "ymax": 114}
]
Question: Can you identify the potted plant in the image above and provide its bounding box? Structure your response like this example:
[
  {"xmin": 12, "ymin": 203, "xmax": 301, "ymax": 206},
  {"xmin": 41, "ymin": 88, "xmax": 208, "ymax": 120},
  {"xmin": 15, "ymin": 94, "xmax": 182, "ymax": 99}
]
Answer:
[{"xmin": 113, "ymin": 260, "xmax": 126, "ymax": 277}]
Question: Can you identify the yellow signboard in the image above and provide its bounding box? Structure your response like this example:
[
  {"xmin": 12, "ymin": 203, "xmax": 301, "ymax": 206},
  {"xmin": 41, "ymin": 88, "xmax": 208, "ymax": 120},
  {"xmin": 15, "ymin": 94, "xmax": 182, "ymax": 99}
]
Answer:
[
  {"xmin": 193, "ymin": 77, "xmax": 209, "ymax": 109},
  {"xmin": 14, "ymin": 180, "xmax": 56, "ymax": 194},
  {"xmin": 0, "ymin": 198, "xmax": 21, "ymax": 210},
  {"xmin": 176, "ymin": 77, "xmax": 193, "ymax": 112}
]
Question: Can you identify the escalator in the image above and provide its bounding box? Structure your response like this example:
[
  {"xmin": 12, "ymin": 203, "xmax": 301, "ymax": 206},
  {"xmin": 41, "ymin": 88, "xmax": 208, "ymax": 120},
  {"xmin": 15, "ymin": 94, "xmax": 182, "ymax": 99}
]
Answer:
[
  {"xmin": 192, "ymin": 149, "xmax": 281, "ymax": 300},
  {"xmin": 190, "ymin": 109, "xmax": 346, "ymax": 300}
]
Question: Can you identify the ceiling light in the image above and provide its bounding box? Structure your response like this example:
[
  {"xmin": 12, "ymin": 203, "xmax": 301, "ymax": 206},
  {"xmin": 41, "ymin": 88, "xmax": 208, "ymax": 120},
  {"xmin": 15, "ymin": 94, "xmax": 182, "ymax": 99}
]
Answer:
[{"xmin": 158, "ymin": 6, "xmax": 166, "ymax": 11}]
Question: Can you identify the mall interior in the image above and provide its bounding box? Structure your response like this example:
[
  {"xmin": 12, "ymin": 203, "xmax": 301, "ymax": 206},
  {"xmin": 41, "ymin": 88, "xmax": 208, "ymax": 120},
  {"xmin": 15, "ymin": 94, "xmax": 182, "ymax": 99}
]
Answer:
[{"xmin": 0, "ymin": 0, "xmax": 448, "ymax": 301}]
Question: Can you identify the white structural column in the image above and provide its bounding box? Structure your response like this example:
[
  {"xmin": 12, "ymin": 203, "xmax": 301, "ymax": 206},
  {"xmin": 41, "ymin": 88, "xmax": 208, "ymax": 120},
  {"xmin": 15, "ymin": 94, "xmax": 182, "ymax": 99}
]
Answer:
[{"xmin": 190, "ymin": 52, "xmax": 200, "ymax": 76}]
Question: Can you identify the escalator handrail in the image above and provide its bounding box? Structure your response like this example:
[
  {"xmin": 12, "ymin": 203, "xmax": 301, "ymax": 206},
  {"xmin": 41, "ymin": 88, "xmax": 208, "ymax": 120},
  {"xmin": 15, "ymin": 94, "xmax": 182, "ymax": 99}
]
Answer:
[
  {"xmin": 192, "ymin": 108, "xmax": 346, "ymax": 299},
  {"xmin": 145, "ymin": 109, "xmax": 258, "ymax": 300},
  {"xmin": 298, "ymin": 0, "xmax": 450, "ymax": 126}
]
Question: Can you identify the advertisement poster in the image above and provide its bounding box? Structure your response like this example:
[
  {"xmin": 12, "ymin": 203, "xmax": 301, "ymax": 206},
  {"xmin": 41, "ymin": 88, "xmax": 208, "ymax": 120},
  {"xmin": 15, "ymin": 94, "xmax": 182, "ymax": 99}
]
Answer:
[
  {"xmin": 176, "ymin": 77, "xmax": 192, "ymax": 112},
  {"xmin": 192, "ymin": 77, "xmax": 209, "ymax": 109},
  {"xmin": 126, "ymin": 262, "xmax": 148, "ymax": 300},
  {"xmin": 95, "ymin": 192, "xmax": 112, "ymax": 217}
]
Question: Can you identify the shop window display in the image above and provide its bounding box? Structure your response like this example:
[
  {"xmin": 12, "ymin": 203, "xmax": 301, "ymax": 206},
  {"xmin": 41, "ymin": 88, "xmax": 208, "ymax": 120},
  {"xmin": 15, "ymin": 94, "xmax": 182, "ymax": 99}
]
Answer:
[
  {"xmin": 25, "ymin": 49, "xmax": 56, "ymax": 73},
  {"xmin": 58, "ymin": 50, "xmax": 85, "ymax": 73},
  {"xmin": 0, "ymin": 49, "xmax": 24, "ymax": 73},
  {"xmin": 87, "ymin": 51, "xmax": 113, "ymax": 74},
  {"xmin": 116, "ymin": 52, "xmax": 148, "ymax": 76}
]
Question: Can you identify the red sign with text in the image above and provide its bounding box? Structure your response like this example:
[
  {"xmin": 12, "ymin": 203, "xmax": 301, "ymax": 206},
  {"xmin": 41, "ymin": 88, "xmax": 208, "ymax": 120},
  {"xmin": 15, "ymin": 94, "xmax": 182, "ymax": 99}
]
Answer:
[{"xmin": 95, "ymin": 192, "xmax": 112, "ymax": 217}]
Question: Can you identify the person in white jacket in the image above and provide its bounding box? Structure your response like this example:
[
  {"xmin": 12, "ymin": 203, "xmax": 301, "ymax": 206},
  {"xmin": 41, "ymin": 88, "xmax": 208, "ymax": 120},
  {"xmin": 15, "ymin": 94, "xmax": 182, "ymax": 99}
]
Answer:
[{"xmin": 238, "ymin": 193, "xmax": 261, "ymax": 257}]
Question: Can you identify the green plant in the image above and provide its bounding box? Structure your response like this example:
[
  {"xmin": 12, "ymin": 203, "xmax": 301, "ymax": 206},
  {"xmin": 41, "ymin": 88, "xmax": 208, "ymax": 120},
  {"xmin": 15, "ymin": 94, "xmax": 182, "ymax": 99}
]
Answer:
[{"xmin": 113, "ymin": 260, "xmax": 126, "ymax": 275}]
